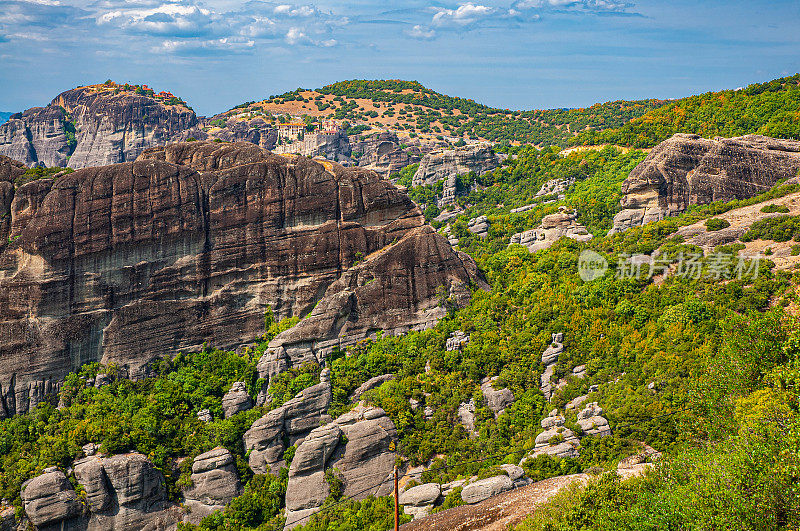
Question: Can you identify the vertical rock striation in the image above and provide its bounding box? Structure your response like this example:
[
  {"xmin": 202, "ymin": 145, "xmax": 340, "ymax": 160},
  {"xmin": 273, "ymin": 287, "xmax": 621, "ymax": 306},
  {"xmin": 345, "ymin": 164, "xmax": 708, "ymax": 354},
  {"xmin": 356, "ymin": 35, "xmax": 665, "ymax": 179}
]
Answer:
[{"xmin": 0, "ymin": 141, "xmax": 486, "ymax": 418}]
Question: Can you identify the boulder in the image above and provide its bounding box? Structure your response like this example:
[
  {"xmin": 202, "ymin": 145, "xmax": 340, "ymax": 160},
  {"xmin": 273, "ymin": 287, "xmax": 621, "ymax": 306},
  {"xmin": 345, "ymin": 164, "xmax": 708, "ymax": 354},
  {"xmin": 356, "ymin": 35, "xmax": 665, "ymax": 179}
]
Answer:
[
  {"xmin": 21, "ymin": 469, "xmax": 81, "ymax": 528},
  {"xmin": 222, "ymin": 381, "xmax": 253, "ymax": 418},
  {"xmin": 480, "ymin": 377, "xmax": 514, "ymax": 416},
  {"xmin": 399, "ymin": 483, "xmax": 441, "ymax": 507},
  {"xmin": 460, "ymin": 475, "xmax": 513, "ymax": 504},
  {"xmin": 183, "ymin": 447, "xmax": 243, "ymax": 523},
  {"xmin": 457, "ymin": 399, "xmax": 477, "ymax": 436},
  {"xmin": 467, "ymin": 216, "xmax": 490, "ymax": 238},
  {"xmin": 577, "ymin": 402, "xmax": 611, "ymax": 437},
  {"xmin": 197, "ymin": 409, "xmax": 212, "ymax": 423},
  {"xmin": 610, "ymin": 134, "xmax": 800, "ymax": 234},
  {"xmin": 499, "ymin": 464, "xmax": 525, "ymax": 481}
]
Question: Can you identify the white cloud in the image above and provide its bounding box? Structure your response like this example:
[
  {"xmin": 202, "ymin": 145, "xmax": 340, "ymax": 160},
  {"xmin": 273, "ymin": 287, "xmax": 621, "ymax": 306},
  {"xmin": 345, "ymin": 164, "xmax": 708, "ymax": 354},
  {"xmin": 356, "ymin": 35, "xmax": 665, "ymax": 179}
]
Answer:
[
  {"xmin": 153, "ymin": 36, "xmax": 255, "ymax": 55},
  {"xmin": 407, "ymin": 24, "xmax": 435, "ymax": 39},
  {"xmin": 98, "ymin": 3, "xmax": 222, "ymax": 37},
  {"xmin": 514, "ymin": 0, "xmax": 628, "ymax": 10},
  {"xmin": 432, "ymin": 3, "xmax": 494, "ymax": 26},
  {"xmin": 285, "ymin": 26, "xmax": 306, "ymax": 43}
]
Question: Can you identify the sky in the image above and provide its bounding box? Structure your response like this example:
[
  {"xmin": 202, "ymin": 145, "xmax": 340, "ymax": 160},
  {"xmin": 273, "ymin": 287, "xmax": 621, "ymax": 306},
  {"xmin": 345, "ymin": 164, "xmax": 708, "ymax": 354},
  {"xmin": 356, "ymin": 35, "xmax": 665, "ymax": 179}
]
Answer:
[{"xmin": 0, "ymin": 0, "xmax": 798, "ymax": 116}]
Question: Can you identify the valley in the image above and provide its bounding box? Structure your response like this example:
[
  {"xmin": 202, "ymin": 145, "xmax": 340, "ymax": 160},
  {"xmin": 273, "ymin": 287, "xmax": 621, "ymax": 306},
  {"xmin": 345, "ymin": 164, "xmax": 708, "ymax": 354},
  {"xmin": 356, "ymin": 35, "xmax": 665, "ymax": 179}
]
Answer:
[{"xmin": 0, "ymin": 73, "xmax": 799, "ymax": 531}]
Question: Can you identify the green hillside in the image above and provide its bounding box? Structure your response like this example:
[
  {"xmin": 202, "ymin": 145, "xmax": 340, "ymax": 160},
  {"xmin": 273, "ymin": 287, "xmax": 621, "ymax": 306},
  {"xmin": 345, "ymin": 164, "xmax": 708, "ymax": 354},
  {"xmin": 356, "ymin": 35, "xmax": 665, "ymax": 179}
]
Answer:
[
  {"xmin": 259, "ymin": 79, "xmax": 665, "ymax": 145},
  {"xmin": 573, "ymin": 74, "xmax": 800, "ymax": 148}
]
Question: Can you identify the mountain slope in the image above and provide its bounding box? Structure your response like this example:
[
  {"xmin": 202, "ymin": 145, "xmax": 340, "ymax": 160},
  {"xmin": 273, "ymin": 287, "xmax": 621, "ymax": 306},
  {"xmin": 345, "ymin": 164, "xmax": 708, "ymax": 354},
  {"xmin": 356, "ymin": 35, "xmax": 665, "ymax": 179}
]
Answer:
[
  {"xmin": 572, "ymin": 74, "xmax": 800, "ymax": 148},
  {"xmin": 221, "ymin": 80, "xmax": 665, "ymax": 146}
]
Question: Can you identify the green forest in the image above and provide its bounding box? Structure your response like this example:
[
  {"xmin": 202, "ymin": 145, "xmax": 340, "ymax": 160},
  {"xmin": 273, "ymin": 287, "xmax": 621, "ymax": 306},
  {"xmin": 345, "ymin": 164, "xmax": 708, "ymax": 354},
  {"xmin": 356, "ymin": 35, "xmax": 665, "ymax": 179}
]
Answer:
[{"xmin": 572, "ymin": 74, "xmax": 800, "ymax": 148}]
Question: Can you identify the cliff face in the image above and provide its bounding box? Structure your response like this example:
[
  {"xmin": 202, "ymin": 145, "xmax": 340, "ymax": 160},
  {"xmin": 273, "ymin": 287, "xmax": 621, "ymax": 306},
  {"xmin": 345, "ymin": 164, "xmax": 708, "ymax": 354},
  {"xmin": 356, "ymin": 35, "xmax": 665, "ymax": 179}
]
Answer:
[
  {"xmin": 610, "ymin": 134, "xmax": 800, "ymax": 234},
  {"xmin": 0, "ymin": 142, "xmax": 485, "ymax": 418},
  {"xmin": 0, "ymin": 86, "xmax": 198, "ymax": 169}
]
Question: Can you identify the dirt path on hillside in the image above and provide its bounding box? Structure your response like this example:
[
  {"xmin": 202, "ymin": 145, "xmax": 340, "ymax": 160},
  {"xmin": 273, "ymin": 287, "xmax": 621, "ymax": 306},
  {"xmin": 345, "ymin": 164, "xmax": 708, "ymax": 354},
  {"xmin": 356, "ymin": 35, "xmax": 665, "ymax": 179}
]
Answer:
[{"xmin": 400, "ymin": 465, "xmax": 650, "ymax": 531}]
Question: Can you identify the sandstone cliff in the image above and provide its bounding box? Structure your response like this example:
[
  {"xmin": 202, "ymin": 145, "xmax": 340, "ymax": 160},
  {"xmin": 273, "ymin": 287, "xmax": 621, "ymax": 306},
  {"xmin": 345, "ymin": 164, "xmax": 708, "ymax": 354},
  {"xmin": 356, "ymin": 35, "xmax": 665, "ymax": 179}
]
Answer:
[
  {"xmin": 0, "ymin": 85, "xmax": 198, "ymax": 169},
  {"xmin": 0, "ymin": 141, "xmax": 485, "ymax": 418},
  {"xmin": 610, "ymin": 134, "xmax": 800, "ymax": 234}
]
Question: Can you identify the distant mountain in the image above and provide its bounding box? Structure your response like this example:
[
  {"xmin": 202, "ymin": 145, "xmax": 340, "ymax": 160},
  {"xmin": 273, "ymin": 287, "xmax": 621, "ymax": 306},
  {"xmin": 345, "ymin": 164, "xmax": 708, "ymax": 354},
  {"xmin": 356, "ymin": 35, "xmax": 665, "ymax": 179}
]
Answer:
[
  {"xmin": 0, "ymin": 112, "xmax": 12, "ymax": 125},
  {"xmin": 221, "ymin": 80, "xmax": 667, "ymax": 146}
]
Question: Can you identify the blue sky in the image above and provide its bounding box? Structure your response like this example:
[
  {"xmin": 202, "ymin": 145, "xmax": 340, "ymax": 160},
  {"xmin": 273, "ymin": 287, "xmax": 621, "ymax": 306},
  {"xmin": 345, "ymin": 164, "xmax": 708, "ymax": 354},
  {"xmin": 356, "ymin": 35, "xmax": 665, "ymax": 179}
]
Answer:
[{"xmin": 0, "ymin": 0, "xmax": 798, "ymax": 116}]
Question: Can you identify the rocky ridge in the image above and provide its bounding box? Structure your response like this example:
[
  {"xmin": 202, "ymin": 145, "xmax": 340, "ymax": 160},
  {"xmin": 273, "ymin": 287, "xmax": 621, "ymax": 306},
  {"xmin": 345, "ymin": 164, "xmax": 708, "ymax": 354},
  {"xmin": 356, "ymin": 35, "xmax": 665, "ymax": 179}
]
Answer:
[{"xmin": 610, "ymin": 133, "xmax": 800, "ymax": 234}]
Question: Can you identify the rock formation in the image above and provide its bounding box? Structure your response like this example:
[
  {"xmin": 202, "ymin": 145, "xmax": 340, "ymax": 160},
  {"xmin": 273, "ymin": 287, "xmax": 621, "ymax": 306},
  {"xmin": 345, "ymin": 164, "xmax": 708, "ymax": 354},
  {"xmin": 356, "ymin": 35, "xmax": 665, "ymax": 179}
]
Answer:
[
  {"xmin": 509, "ymin": 207, "xmax": 592, "ymax": 252},
  {"xmin": 274, "ymin": 131, "xmax": 351, "ymax": 162},
  {"xmin": 445, "ymin": 330, "xmax": 470, "ymax": 351},
  {"xmin": 244, "ymin": 371, "xmax": 333, "ymax": 475},
  {"xmin": 222, "ymin": 382, "xmax": 253, "ymax": 418},
  {"xmin": 510, "ymin": 176, "xmax": 576, "ymax": 214},
  {"xmin": 0, "ymin": 85, "xmax": 197, "ymax": 169},
  {"xmin": 412, "ymin": 145, "xmax": 499, "ymax": 188},
  {"xmin": 350, "ymin": 132, "xmax": 422, "ymax": 177},
  {"xmin": 201, "ymin": 116, "xmax": 277, "ymax": 151},
  {"xmin": 400, "ymin": 483, "xmax": 441, "ymax": 520},
  {"xmin": 0, "ymin": 141, "xmax": 485, "ymax": 418},
  {"xmin": 526, "ymin": 410, "xmax": 581, "ymax": 460},
  {"xmin": 540, "ymin": 333, "xmax": 563, "ymax": 400},
  {"xmin": 283, "ymin": 404, "xmax": 397, "ymax": 529},
  {"xmin": 467, "ymin": 216, "xmax": 491, "ymax": 238},
  {"xmin": 457, "ymin": 399, "xmax": 477, "ymax": 437},
  {"xmin": 413, "ymin": 145, "xmax": 499, "ymax": 207},
  {"xmin": 461, "ymin": 475, "xmax": 513, "ymax": 504},
  {"xmin": 350, "ymin": 374, "xmax": 395, "ymax": 401},
  {"xmin": 183, "ymin": 447, "xmax": 243, "ymax": 523},
  {"xmin": 20, "ymin": 468, "xmax": 82, "ymax": 529},
  {"xmin": 481, "ymin": 377, "xmax": 515, "ymax": 417},
  {"xmin": 576, "ymin": 402, "xmax": 611, "ymax": 437},
  {"xmin": 610, "ymin": 134, "xmax": 800, "ymax": 234}
]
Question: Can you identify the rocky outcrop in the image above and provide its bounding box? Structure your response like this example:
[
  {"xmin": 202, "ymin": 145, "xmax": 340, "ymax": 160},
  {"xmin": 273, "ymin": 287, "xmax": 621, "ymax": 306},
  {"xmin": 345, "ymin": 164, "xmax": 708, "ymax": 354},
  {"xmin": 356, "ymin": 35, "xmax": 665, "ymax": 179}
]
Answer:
[
  {"xmin": 183, "ymin": 447, "xmax": 243, "ymax": 523},
  {"xmin": 445, "ymin": 330, "xmax": 470, "ymax": 351},
  {"xmin": 202, "ymin": 116, "xmax": 277, "ymax": 151},
  {"xmin": 274, "ymin": 131, "xmax": 351, "ymax": 162},
  {"xmin": 222, "ymin": 382, "xmax": 253, "ymax": 418},
  {"xmin": 510, "ymin": 207, "xmax": 592, "ymax": 252},
  {"xmin": 457, "ymin": 399, "xmax": 477, "ymax": 437},
  {"xmin": 21, "ymin": 468, "xmax": 82, "ymax": 528},
  {"xmin": 0, "ymin": 85, "xmax": 197, "ymax": 169},
  {"xmin": 283, "ymin": 404, "xmax": 397, "ymax": 529},
  {"xmin": 510, "ymin": 176, "xmax": 575, "ymax": 214},
  {"xmin": 467, "ymin": 216, "xmax": 490, "ymax": 238},
  {"xmin": 461, "ymin": 475, "xmax": 513, "ymax": 504},
  {"xmin": 73, "ymin": 452, "xmax": 177, "ymax": 530},
  {"xmin": 350, "ymin": 132, "xmax": 422, "ymax": 177},
  {"xmin": 481, "ymin": 377, "xmax": 514, "ymax": 417},
  {"xmin": 244, "ymin": 371, "xmax": 332, "ymax": 475},
  {"xmin": 610, "ymin": 134, "xmax": 800, "ymax": 234},
  {"xmin": 413, "ymin": 145, "xmax": 499, "ymax": 207},
  {"xmin": 540, "ymin": 333, "xmax": 563, "ymax": 400},
  {"xmin": 0, "ymin": 141, "xmax": 485, "ymax": 418},
  {"xmin": 523, "ymin": 410, "xmax": 581, "ymax": 460},
  {"xmin": 412, "ymin": 145, "xmax": 499, "ymax": 188},
  {"xmin": 576, "ymin": 402, "xmax": 611, "ymax": 437},
  {"xmin": 401, "ymin": 483, "xmax": 441, "ymax": 520}
]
